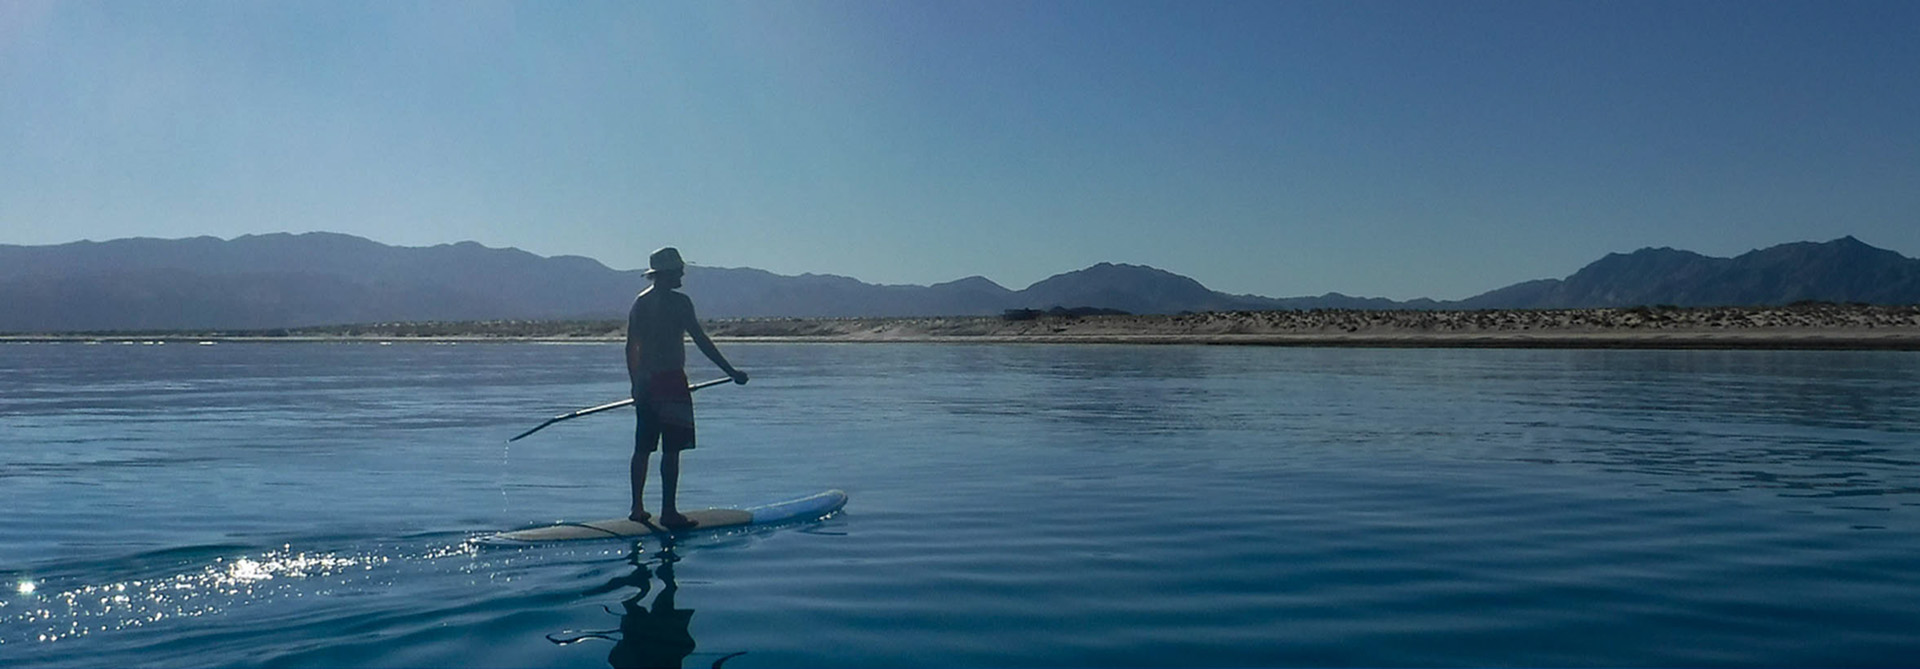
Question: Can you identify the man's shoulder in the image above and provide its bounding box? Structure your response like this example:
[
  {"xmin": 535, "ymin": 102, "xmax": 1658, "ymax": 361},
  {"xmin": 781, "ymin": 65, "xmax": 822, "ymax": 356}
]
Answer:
[
  {"xmin": 631, "ymin": 287, "xmax": 689, "ymax": 303},
  {"xmin": 631, "ymin": 289, "xmax": 694, "ymax": 316}
]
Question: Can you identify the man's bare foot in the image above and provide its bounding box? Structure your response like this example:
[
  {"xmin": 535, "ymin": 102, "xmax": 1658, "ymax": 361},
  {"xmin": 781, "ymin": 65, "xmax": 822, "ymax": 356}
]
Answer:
[
  {"xmin": 659, "ymin": 512, "xmax": 699, "ymax": 530},
  {"xmin": 628, "ymin": 510, "xmax": 652, "ymax": 523}
]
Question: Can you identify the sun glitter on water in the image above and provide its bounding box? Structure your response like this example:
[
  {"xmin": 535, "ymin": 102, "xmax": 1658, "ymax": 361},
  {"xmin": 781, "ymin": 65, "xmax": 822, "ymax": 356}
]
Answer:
[{"xmin": 16, "ymin": 580, "xmax": 34, "ymax": 595}]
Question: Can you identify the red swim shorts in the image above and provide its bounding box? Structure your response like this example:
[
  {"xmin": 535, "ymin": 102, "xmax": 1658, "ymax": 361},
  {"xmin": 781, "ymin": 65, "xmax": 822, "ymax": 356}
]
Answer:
[{"xmin": 634, "ymin": 369, "xmax": 694, "ymax": 452}]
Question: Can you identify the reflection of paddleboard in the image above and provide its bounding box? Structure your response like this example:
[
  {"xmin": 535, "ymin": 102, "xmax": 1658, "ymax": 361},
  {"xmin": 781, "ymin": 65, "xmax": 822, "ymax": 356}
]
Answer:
[{"xmin": 479, "ymin": 490, "xmax": 847, "ymax": 546}]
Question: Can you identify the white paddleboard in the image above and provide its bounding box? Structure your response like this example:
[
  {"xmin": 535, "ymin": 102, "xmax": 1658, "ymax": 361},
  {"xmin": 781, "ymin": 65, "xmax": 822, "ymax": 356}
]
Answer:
[{"xmin": 479, "ymin": 489, "xmax": 846, "ymax": 546}]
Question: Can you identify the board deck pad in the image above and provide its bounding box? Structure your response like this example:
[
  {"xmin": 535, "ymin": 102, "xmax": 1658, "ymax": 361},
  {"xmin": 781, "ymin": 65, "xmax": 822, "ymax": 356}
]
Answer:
[{"xmin": 481, "ymin": 490, "xmax": 845, "ymax": 545}]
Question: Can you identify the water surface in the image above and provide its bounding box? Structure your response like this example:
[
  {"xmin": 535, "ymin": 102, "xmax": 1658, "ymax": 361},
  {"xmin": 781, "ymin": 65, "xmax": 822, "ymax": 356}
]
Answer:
[{"xmin": 3, "ymin": 342, "xmax": 1918, "ymax": 666}]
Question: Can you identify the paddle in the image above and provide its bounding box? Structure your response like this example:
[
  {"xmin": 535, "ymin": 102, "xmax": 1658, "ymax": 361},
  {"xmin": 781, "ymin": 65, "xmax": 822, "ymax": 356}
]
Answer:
[{"xmin": 508, "ymin": 377, "xmax": 735, "ymax": 442}]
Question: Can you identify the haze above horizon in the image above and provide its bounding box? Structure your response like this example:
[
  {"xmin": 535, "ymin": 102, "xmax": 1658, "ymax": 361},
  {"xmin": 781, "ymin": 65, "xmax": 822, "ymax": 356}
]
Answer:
[{"xmin": 4, "ymin": 1, "xmax": 1916, "ymax": 300}]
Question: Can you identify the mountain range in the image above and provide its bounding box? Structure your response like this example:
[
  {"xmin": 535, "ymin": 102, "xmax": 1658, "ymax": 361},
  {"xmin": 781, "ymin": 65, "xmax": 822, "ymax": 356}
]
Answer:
[{"xmin": 1, "ymin": 233, "xmax": 1916, "ymax": 332}]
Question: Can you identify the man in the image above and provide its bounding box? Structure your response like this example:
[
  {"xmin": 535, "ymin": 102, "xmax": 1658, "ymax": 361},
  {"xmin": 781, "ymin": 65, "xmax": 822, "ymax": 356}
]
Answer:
[{"xmin": 626, "ymin": 247, "xmax": 747, "ymax": 529}]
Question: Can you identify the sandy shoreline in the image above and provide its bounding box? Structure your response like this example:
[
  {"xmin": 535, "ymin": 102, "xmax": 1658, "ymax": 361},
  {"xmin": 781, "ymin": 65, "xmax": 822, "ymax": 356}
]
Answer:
[
  {"xmin": 7, "ymin": 305, "xmax": 1920, "ymax": 350},
  {"xmin": 697, "ymin": 305, "xmax": 1920, "ymax": 349}
]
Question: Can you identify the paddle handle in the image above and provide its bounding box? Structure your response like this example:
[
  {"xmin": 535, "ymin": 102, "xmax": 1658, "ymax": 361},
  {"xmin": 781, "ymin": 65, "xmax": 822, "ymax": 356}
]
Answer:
[
  {"xmin": 507, "ymin": 376, "xmax": 737, "ymax": 442},
  {"xmin": 689, "ymin": 376, "xmax": 734, "ymax": 391}
]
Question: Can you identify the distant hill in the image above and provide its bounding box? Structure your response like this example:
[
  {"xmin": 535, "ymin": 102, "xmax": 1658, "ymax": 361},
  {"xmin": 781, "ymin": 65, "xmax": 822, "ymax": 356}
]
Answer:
[
  {"xmin": 2, "ymin": 232, "xmax": 1916, "ymax": 332},
  {"xmin": 1016, "ymin": 263, "xmax": 1272, "ymax": 314},
  {"xmin": 1453, "ymin": 236, "xmax": 1920, "ymax": 309},
  {"xmin": 0, "ymin": 233, "xmax": 1298, "ymax": 332},
  {"xmin": 0, "ymin": 233, "xmax": 631, "ymax": 331}
]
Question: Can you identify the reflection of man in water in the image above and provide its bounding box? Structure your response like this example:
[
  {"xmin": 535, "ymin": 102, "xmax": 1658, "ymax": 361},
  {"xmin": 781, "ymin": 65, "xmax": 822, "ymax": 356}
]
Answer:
[
  {"xmin": 552, "ymin": 545, "xmax": 741, "ymax": 669},
  {"xmin": 605, "ymin": 555, "xmax": 696, "ymax": 669}
]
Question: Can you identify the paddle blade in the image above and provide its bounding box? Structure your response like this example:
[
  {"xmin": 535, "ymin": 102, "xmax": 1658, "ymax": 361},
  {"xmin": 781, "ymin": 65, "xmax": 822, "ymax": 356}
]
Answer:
[{"xmin": 507, "ymin": 418, "xmax": 558, "ymax": 442}]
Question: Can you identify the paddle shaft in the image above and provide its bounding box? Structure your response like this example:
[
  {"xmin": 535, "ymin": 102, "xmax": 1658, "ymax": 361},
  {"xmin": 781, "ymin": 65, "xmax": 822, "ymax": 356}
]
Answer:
[{"xmin": 507, "ymin": 376, "xmax": 735, "ymax": 442}]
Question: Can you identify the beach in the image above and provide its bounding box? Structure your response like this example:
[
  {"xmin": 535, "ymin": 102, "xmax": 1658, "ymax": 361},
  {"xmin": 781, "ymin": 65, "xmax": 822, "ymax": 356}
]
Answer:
[
  {"xmin": 14, "ymin": 304, "xmax": 1915, "ymax": 349},
  {"xmin": 703, "ymin": 304, "xmax": 1920, "ymax": 349}
]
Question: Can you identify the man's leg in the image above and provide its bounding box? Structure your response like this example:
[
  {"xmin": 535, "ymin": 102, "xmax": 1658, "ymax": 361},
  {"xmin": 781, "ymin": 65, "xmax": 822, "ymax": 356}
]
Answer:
[
  {"xmin": 630, "ymin": 411, "xmax": 657, "ymax": 522},
  {"xmin": 659, "ymin": 447, "xmax": 683, "ymax": 520},
  {"xmin": 659, "ymin": 444, "xmax": 698, "ymax": 529},
  {"xmin": 629, "ymin": 449, "xmax": 651, "ymax": 522}
]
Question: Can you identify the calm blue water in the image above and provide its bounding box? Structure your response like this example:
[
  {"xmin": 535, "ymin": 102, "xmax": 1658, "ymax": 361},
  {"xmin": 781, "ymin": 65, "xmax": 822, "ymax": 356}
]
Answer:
[{"xmin": 3, "ymin": 341, "xmax": 1919, "ymax": 667}]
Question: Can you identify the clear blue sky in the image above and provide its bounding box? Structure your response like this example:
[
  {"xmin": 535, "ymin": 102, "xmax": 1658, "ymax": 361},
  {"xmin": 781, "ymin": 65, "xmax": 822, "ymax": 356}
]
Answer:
[{"xmin": 3, "ymin": 1, "xmax": 1916, "ymax": 300}]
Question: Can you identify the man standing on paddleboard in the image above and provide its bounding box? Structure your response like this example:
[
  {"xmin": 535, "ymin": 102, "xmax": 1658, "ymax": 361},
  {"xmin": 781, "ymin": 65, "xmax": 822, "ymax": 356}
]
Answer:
[{"xmin": 626, "ymin": 247, "xmax": 748, "ymax": 529}]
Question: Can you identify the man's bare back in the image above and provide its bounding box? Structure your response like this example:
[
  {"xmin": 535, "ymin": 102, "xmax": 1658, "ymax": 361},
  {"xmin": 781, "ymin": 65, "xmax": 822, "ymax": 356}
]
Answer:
[{"xmin": 627, "ymin": 285, "xmax": 693, "ymax": 376}]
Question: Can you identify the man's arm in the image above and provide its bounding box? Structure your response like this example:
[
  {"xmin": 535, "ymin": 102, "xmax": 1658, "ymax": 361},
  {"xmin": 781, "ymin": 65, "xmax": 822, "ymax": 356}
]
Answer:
[{"xmin": 683, "ymin": 297, "xmax": 747, "ymax": 384}]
